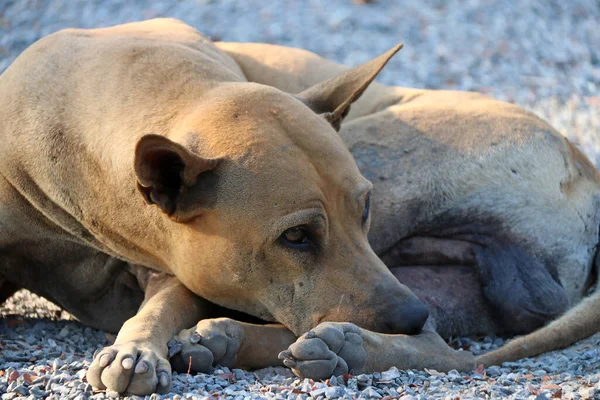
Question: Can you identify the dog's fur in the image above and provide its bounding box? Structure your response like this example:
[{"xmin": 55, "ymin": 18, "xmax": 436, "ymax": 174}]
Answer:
[
  {"xmin": 216, "ymin": 41, "xmax": 600, "ymax": 326},
  {"xmin": 0, "ymin": 19, "xmax": 475, "ymax": 395},
  {"xmin": 2, "ymin": 19, "xmax": 599, "ymax": 394},
  {"xmin": 213, "ymin": 41, "xmax": 600, "ymax": 368}
]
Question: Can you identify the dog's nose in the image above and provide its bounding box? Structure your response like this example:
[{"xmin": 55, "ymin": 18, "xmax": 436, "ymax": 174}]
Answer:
[{"xmin": 383, "ymin": 295, "xmax": 429, "ymax": 334}]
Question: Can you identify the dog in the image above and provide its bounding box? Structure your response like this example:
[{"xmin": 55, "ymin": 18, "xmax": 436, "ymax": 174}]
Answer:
[
  {"xmin": 165, "ymin": 41, "xmax": 600, "ymax": 378},
  {"xmin": 0, "ymin": 19, "xmax": 478, "ymax": 395}
]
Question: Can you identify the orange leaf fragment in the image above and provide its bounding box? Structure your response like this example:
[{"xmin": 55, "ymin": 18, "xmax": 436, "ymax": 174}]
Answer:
[
  {"xmin": 22, "ymin": 373, "xmax": 36, "ymax": 384},
  {"xmin": 542, "ymin": 384, "xmax": 561, "ymax": 390},
  {"xmin": 8, "ymin": 370, "xmax": 19, "ymax": 383}
]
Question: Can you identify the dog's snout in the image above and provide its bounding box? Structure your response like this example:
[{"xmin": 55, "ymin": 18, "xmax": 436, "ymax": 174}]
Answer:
[{"xmin": 383, "ymin": 295, "xmax": 429, "ymax": 335}]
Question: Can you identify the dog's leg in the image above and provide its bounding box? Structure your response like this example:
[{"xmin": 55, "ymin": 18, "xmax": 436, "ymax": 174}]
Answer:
[
  {"xmin": 0, "ymin": 278, "xmax": 19, "ymax": 304},
  {"xmin": 477, "ymin": 290, "xmax": 600, "ymax": 366},
  {"xmin": 86, "ymin": 273, "xmax": 212, "ymax": 395},
  {"xmin": 278, "ymin": 322, "xmax": 475, "ymax": 380},
  {"xmin": 169, "ymin": 319, "xmax": 296, "ymax": 372}
]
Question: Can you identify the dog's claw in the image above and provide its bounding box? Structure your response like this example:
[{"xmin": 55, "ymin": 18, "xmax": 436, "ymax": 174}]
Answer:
[
  {"xmin": 189, "ymin": 332, "xmax": 202, "ymax": 344},
  {"xmin": 168, "ymin": 341, "xmax": 183, "ymax": 358},
  {"xmin": 283, "ymin": 358, "xmax": 296, "ymax": 367},
  {"xmin": 278, "ymin": 350, "xmax": 292, "ymax": 360},
  {"xmin": 158, "ymin": 372, "xmax": 169, "ymax": 388},
  {"xmin": 135, "ymin": 361, "xmax": 149, "ymax": 374},
  {"xmin": 122, "ymin": 357, "xmax": 134, "ymax": 370},
  {"xmin": 99, "ymin": 353, "xmax": 113, "ymax": 367}
]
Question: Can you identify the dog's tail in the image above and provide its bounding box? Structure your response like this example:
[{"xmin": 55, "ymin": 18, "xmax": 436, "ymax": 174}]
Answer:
[{"xmin": 476, "ymin": 289, "xmax": 600, "ymax": 366}]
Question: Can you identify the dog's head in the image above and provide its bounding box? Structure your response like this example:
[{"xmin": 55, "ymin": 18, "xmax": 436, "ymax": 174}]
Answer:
[{"xmin": 133, "ymin": 45, "xmax": 428, "ymax": 335}]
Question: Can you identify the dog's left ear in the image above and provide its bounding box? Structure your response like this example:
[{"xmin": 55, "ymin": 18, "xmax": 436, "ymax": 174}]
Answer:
[
  {"xmin": 296, "ymin": 44, "xmax": 403, "ymax": 131},
  {"xmin": 134, "ymin": 134, "xmax": 221, "ymax": 219}
]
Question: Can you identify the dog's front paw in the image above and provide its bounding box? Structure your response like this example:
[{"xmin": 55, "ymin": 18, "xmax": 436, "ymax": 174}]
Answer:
[
  {"xmin": 87, "ymin": 342, "xmax": 171, "ymax": 395},
  {"xmin": 278, "ymin": 322, "xmax": 366, "ymax": 380},
  {"xmin": 169, "ymin": 317, "xmax": 243, "ymax": 373}
]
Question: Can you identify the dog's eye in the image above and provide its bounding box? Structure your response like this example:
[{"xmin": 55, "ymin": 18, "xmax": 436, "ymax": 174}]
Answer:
[
  {"xmin": 362, "ymin": 192, "xmax": 371, "ymax": 225},
  {"xmin": 281, "ymin": 226, "xmax": 311, "ymax": 249}
]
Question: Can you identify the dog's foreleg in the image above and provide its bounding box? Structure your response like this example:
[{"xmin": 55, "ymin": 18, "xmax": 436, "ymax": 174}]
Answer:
[
  {"xmin": 86, "ymin": 273, "xmax": 211, "ymax": 395},
  {"xmin": 170, "ymin": 319, "xmax": 297, "ymax": 372},
  {"xmin": 278, "ymin": 322, "xmax": 476, "ymax": 379}
]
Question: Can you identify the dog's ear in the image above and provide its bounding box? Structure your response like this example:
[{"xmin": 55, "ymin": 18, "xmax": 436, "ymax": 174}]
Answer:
[
  {"xmin": 134, "ymin": 134, "xmax": 221, "ymax": 218},
  {"xmin": 296, "ymin": 44, "xmax": 403, "ymax": 131}
]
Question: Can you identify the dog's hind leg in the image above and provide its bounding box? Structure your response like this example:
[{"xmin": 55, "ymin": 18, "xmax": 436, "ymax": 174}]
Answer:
[
  {"xmin": 477, "ymin": 289, "xmax": 600, "ymax": 365},
  {"xmin": 477, "ymin": 249, "xmax": 600, "ymax": 365}
]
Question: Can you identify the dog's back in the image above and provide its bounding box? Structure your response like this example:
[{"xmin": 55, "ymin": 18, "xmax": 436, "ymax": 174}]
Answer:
[{"xmin": 218, "ymin": 41, "xmax": 600, "ymax": 342}]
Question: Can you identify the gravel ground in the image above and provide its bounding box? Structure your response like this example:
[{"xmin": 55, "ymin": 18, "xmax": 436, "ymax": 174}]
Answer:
[
  {"xmin": 1, "ymin": 292, "xmax": 600, "ymax": 399},
  {"xmin": 1, "ymin": 0, "xmax": 600, "ymax": 399}
]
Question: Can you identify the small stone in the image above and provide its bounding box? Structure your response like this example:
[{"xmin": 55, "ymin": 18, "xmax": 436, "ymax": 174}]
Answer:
[
  {"xmin": 361, "ymin": 387, "xmax": 382, "ymax": 398},
  {"xmin": 52, "ymin": 359, "xmax": 63, "ymax": 370},
  {"xmin": 233, "ymin": 369, "xmax": 247, "ymax": 380},
  {"xmin": 581, "ymin": 349, "xmax": 598, "ymax": 360},
  {"xmin": 381, "ymin": 367, "xmax": 400, "ymax": 381},
  {"xmin": 29, "ymin": 388, "xmax": 48, "ymax": 399},
  {"xmin": 579, "ymin": 387, "xmax": 596, "ymax": 398},
  {"xmin": 324, "ymin": 386, "xmax": 343, "ymax": 398},
  {"xmin": 11, "ymin": 385, "xmax": 28, "ymax": 395},
  {"xmin": 310, "ymin": 387, "xmax": 327, "ymax": 397}
]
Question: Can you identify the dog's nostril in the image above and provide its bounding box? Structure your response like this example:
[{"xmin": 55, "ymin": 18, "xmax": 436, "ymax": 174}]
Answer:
[{"xmin": 386, "ymin": 296, "xmax": 429, "ymax": 335}]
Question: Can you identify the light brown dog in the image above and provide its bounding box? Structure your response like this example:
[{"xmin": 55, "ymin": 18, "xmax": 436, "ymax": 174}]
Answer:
[
  {"xmin": 168, "ymin": 41, "xmax": 599, "ymax": 375},
  {"xmin": 0, "ymin": 19, "xmax": 477, "ymax": 395}
]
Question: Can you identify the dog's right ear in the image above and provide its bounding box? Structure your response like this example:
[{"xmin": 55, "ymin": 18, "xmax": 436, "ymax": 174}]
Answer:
[
  {"xmin": 296, "ymin": 44, "xmax": 403, "ymax": 131},
  {"xmin": 134, "ymin": 134, "xmax": 221, "ymax": 218}
]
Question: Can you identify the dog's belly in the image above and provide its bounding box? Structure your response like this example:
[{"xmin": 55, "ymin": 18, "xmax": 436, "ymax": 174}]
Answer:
[
  {"xmin": 389, "ymin": 265, "xmax": 496, "ymax": 337},
  {"xmin": 0, "ymin": 241, "xmax": 143, "ymax": 332},
  {"xmin": 382, "ymin": 234, "xmax": 570, "ymax": 338}
]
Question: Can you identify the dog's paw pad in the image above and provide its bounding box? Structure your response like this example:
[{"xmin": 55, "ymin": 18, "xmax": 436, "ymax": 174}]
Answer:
[
  {"xmin": 278, "ymin": 322, "xmax": 366, "ymax": 380},
  {"xmin": 169, "ymin": 318, "xmax": 242, "ymax": 373},
  {"xmin": 87, "ymin": 343, "xmax": 171, "ymax": 395}
]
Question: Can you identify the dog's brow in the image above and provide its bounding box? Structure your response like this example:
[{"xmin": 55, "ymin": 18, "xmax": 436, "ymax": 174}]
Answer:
[
  {"xmin": 351, "ymin": 181, "xmax": 373, "ymax": 202},
  {"xmin": 272, "ymin": 208, "xmax": 326, "ymax": 235}
]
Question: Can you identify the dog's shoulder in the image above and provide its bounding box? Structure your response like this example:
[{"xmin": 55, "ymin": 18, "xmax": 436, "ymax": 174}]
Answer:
[{"xmin": 1, "ymin": 18, "xmax": 245, "ymax": 96}]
